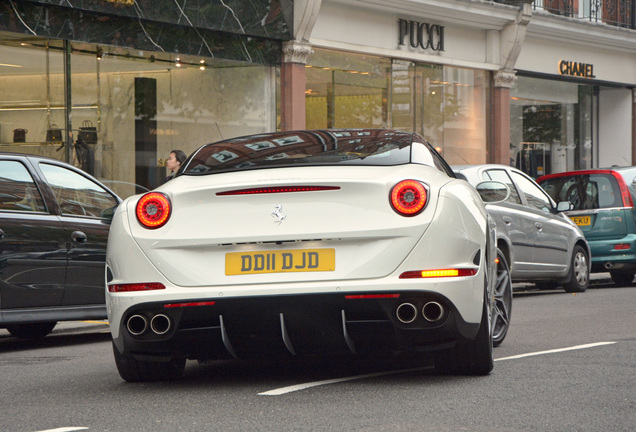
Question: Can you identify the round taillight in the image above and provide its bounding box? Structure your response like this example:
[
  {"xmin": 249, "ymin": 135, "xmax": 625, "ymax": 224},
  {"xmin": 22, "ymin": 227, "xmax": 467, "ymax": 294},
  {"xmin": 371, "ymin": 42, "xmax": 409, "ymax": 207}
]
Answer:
[
  {"xmin": 390, "ymin": 180, "xmax": 427, "ymax": 216},
  {"xmin": 136, "ymin": 192, "xmax": 171, "ymax": 229}
]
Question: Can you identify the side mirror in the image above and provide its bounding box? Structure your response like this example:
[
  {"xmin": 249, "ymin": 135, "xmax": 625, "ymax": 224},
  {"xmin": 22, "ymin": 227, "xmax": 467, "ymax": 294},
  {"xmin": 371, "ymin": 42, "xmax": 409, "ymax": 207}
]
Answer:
[
  {"xmin": 556, "ymin": 201, "xmax": 573, "ymax": 212},
  {"xmin": 476, "ymin": 181, "xmax": 510, "ymax": 204}
]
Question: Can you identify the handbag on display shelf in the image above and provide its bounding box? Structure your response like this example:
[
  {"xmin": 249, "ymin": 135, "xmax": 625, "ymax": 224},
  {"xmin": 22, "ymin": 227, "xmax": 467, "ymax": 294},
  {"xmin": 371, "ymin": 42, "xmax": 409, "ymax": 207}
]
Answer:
[
  {"xmin": 78, "ymin": 120, "xmax": 98, "ymax": 144},
  {"xmin": 13, "ymin": 128, "xmax": 28, "ymax": 143},
  {"xmin": 46, "ymin": 124, "xmax": 63, "ymax": 142}
]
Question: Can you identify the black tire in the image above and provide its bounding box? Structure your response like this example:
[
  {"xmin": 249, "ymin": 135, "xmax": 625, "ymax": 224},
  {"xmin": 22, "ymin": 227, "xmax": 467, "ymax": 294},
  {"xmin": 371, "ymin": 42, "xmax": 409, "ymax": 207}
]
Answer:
[
  {"xmin": 112, "ymin": 342, "xmax": 186, "ymax": 382},
  {"xmin": 6, "ymin": 322, "xmax": 57, "ymax": 339},
  {"xmin": 563, "ymin": 245, "xmax": 589, "ymax": 293},
  {"xmin": 435, "ymin": 292, "xmax": 493, "ymax": 375},
  {"xmin": 492, "ymin": 249, "xmax": 512, "ymax": 347},
  {"xmin": 610, "ymin": 271, "xmax": 634, "ymax": 286}
]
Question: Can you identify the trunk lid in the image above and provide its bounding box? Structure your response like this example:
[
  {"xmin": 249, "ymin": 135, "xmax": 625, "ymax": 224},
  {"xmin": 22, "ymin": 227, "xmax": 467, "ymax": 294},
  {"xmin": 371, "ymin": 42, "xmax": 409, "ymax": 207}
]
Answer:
[{"xmin": 125, "ymin": 165, "xmax": 451, "ymax": 287}]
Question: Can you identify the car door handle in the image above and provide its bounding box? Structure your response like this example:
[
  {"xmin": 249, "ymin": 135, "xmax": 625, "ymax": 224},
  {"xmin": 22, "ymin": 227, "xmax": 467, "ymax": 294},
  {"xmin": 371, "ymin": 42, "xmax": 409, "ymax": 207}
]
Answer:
[
  {"xmin": 535, "ymin": 222, "xmax": 543, "ymax": 231},
  {"xmin": 502, "ymin": 216, "xmax": 512, "ymax": 226},
  {"xmin": 71, "ymin": 231, "xmax": 87, "ymax": 244}
]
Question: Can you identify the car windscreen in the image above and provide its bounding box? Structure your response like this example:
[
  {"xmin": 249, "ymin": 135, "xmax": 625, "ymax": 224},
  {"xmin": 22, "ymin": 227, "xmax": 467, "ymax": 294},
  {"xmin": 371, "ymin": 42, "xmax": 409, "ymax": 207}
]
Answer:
[
  {"xmin": 539, "ymin": 173, "xmax": 621, "ymax": 210},
  {"xmin": 182, "ymin": 130, "xmax": 419, "ymax": 175}
]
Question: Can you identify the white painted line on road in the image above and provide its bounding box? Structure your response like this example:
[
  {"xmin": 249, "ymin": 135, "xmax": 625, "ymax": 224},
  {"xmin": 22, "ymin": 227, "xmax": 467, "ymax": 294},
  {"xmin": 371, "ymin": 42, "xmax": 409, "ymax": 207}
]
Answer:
[
  {"xmin": 259, "ymin": 341, "xmax": 617, "ymax": 396},
  {"xmin": 37, "ymin": 428, "xmax": 88, "ymax": 432},
  {"xmin": 258, "ymin": 366, "xmax": 432, "ymax": 396},
  {"xmin": 494, "ymin": 341, "xmax": 616, "ymax": 361}
]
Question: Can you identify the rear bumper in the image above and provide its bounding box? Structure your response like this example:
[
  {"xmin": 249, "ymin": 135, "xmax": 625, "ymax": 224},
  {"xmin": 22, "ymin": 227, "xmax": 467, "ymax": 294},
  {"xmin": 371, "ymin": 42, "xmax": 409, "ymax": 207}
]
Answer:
[
  {"xmin": 111, "ymin": 291, "xmax": 480, "ymax": 362},
  {"xmin": 589, "ymin": 234, "xmax": 636, "ymax": 272}
]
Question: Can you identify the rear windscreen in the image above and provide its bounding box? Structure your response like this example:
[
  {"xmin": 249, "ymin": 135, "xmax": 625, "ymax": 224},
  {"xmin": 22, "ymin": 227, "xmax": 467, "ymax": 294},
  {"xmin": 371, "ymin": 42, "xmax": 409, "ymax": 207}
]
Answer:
[
  {"xmin": 540, "ymin": 174, "xmax": 621, "ymax": 210},
  {"xmin": 182, "ymin": 130, "xmax": 417, "ymax": 175}
]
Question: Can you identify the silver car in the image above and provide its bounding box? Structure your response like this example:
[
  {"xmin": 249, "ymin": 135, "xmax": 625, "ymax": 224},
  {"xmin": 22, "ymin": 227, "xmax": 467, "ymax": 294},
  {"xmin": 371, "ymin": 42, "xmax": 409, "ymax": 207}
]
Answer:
[{"xmin": 453, "ymin": 164, "xmax": 590, "ymax": 293}]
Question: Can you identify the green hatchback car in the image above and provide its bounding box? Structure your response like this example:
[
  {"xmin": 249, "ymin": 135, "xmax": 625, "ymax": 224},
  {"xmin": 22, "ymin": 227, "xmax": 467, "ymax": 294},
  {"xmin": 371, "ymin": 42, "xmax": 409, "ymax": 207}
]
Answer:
[{"xmin": 538, "ymin": 167, "xmax": 636, "ymax": 285}]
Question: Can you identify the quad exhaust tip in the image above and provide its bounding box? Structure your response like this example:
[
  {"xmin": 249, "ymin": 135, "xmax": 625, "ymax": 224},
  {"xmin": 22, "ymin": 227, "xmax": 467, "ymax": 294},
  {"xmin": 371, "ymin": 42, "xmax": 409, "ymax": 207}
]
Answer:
[
  {"xmin": 396, "ymin": 303, "xmax": 418, "ymax": 324},
  {"xmin": 396, "ymin": 301, "xmax": 445, "ymax": 324},
  {"xmin": 126, "ymin": 314, "xmax": 148, "ymax": 336},
  {"xmin": 126, "ymin": 313, "xmax": 172, "ymax": 336},
  {"xmin": 150, "ymin": 314, "xmax": 171, "ymax": 335},
  {"xmin": 422, "ymin": 301, "xmax": 444, "ymax": 322}
]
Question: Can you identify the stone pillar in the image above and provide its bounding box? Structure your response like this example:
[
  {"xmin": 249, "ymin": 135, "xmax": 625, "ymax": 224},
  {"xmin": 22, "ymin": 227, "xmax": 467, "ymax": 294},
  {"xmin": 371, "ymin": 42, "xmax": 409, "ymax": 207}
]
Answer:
[
  {"xmin": 281, "ymin": 41, "xmax": 312, "ymax": 131},
  {"xmin": 633, "ymin": 88, "xmax": 636, "ymax": 166},
  {"xmin": 492, "ymin": 70, "xmax": 516, "ymax": 166}
]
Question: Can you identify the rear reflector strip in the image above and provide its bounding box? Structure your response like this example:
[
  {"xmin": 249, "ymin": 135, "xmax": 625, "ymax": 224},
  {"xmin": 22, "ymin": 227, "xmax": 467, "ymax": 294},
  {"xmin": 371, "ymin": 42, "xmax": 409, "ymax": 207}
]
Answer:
[
  {"xmin": 399, "ymin": 269, "xmax": 477, "ymax": 279},
  {"xmin": 345, "ymin": 294, "xmax": 401, "ymax": 299},
  {"xmin": 164, "ymin": 301, "xmax": 216, "ymax": 308},
  {"xmin": 107, "ymin": 282, "xmax": 166, "ymax": 293},
  {"xmin": 614, "ymin": 244, "xmax": 631, "ymax": 250},
  {"xmin": 217, "ymin": 186, "xmax": 340, "ymax": 196}
]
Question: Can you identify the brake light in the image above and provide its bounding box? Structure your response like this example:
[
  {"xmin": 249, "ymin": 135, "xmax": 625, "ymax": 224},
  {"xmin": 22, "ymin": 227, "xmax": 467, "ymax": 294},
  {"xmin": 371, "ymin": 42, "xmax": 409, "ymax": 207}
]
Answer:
[
  {"xmin": 217, "ymin": 186, "xmax": 340, "ymax": 195},
  {"xmin": 612, "ymin": 172, "xmax": 634, "ymax": 208},
  {"xmin": 345, "ymin": 294, "xmax": 401, "ymax": 299},
  {"xmin": 136, "ymin": 192, "xmax": 171, "ymax": 229},
  {"xmin": 390, "ymin": 180, "xmax": 427, "ymax": 216},
  {"xmin": 108, "ymin": 282, "xmax": 165, "ymax": 292},
  {"xmin": 399, "ymin": 269, "xmax": 477, "ymax": 278}
]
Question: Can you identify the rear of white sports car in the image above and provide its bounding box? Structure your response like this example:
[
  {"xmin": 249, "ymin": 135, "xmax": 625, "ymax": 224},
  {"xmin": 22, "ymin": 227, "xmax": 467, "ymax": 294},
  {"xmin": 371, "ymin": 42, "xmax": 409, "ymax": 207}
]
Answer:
[{"xmin": 106, "ymin": 130, "xmax": 495, "ymax": 381}]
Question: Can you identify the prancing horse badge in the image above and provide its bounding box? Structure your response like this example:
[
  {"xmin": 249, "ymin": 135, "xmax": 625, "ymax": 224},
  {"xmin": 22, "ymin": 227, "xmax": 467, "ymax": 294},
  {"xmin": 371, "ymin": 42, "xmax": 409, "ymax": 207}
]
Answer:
[{"xmin": 271, "ymin": 205, "xmax": 287, "ymax": 225}]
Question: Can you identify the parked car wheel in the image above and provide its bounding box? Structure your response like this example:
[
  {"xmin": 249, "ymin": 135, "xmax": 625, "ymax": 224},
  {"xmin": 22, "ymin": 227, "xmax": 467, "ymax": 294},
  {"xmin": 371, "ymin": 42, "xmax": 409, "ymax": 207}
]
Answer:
[
  {"xmin": 492, "ymin": 249, "xmax": 512, "ymax": 347},
  {"xmin": 609, "ymin": 271, "xmax": 634, "ymax": 286},
  {"xmin": 563, "ymin": 245, "xmax": 589, "ymax": 293},
  {"xmin": 112, "ymin": 342, "xmax": 186, "ymax": 382},
  {"xmin": 435, "ymin": 288, "xmax": 493, "ymax": 375},
  {"xmin": 5, "ymin": 322, "xmax": 57, "ymax": 339}
]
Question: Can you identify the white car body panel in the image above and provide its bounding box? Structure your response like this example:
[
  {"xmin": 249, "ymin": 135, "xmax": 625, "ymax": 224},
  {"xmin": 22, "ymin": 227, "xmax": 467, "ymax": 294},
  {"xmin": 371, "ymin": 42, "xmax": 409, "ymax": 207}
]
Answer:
[{"xmin": 105, "ymin": 130, "xmax": 497, "ymax": 379}]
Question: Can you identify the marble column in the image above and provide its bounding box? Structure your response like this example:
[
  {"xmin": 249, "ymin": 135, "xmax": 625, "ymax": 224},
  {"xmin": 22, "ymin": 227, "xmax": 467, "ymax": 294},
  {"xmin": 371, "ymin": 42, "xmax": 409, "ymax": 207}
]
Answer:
[{"xmin": 281, "ymin": 41, "xmax": 312, "ymax": 131}]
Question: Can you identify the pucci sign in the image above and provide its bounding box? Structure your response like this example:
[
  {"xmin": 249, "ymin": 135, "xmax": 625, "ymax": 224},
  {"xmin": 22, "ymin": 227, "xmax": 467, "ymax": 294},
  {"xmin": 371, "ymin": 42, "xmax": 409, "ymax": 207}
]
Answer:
[{"xmin": 398, "ymin": 19, "xmax": 445, "ymax": 52}]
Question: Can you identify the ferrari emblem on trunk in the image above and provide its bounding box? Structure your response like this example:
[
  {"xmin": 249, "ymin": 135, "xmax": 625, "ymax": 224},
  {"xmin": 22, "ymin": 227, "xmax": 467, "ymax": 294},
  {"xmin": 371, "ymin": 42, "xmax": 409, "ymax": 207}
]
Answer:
[{"xmin": 271, "ymin": 205, "xmax": 287, "ymax": 225}]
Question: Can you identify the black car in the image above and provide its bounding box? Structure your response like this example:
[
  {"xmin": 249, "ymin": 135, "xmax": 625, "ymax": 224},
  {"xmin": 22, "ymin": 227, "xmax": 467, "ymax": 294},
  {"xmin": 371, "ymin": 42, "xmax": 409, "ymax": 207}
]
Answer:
[{"xmin": 0, "ymin": 153, "xmax": 120, "ymax": 338}]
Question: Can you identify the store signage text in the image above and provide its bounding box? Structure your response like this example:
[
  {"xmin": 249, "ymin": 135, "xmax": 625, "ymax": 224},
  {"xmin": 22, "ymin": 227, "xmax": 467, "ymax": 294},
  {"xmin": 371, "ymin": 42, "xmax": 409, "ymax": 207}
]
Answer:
[
  {"xmin": 398, "ymin": 19, "xmax": 445, "ymax": 52},
  {"xmin": 559, "ymin": 60, "xmax": 596, "ymax": 79}
]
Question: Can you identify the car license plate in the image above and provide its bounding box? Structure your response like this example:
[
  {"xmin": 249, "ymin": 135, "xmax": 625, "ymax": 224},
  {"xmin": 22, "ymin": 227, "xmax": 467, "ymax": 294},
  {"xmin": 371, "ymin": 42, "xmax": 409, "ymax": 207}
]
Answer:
[
  {"xmin": 571, "ymin": 216, "xmax": 591, "ymax": 226},
  {"xmin": 225, "ymin": 248, "xmax": 335, "ymax": 275}
]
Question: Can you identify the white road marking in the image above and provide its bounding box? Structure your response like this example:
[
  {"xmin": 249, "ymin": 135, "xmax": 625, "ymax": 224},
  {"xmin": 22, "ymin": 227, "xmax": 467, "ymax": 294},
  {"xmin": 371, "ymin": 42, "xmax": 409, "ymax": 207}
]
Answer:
[
  {"xmin": 259, "ymin": 341, "xmax": 617, "ymax": 396},
  {"xmin": 258, "ymin": 367, "xmax": 431, "ymax": 396},
  {"xmin": 37, "ymin": 428, "xmax": 89, "ymax": 432},
  {"xmin": 494, "ymin": 341, "xmax": 616, "ymax": 361}
]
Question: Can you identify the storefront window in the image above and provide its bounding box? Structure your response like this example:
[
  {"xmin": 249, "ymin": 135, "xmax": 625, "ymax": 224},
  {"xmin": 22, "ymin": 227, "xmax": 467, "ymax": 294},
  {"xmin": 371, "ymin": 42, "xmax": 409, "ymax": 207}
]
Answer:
[
  {"xmin": 0, "ymin": 34, "xmax": 278, "ymax": 196},
  {"xmin": 510, "ymin": 76, "xmax": 593, "ymax": 178},
  {"xmin": 306, "ymin": 50, "xmax": 391, "ymax": 129},
  {"xmin": 306, "ymin": 49, "xmax": 489, "ymax": 165},
  {"xmin": 0, "ymin": 37, "xmax": 65, "ymax": 159}
]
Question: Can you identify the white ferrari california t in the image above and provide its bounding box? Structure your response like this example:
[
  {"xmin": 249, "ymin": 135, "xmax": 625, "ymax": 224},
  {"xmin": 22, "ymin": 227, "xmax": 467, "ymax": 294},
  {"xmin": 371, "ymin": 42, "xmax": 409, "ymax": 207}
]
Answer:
[{"xmin": 105, "ymin": 129, "xmax": 510, "ymax": 381}]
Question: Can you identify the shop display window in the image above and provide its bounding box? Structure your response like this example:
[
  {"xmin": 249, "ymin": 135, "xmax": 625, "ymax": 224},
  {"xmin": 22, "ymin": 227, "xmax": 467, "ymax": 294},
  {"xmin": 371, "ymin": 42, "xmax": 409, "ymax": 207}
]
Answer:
[
  {"xmin": 0, "ymin": 33, "xmax": 278, "ymax": 196},
  {"xmin": 510, "ymin": 76, "xmax": 593, "ymax": 178},
  {"xmin": 305, "ymin": 50, "xmax": 391, "ymax": 129},
  {"xmin": 306, "ymin": 49, "xmax": 489, "ymax": 165}
]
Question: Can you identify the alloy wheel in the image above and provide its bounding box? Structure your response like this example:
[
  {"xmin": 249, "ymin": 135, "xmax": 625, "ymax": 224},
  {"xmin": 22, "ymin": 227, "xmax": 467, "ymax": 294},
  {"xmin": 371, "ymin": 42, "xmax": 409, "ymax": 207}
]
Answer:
[{"xmin": 492, "ymin": 250, "xmax": 512, "ymax": 347}]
